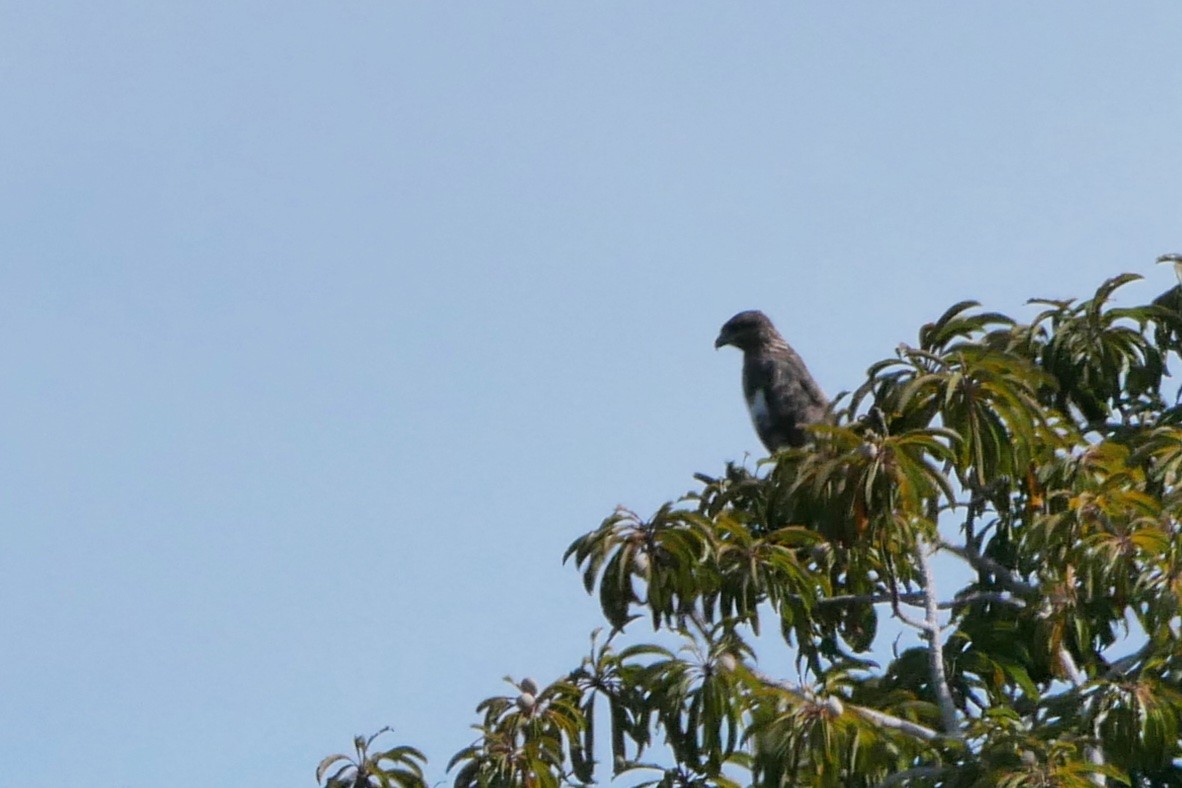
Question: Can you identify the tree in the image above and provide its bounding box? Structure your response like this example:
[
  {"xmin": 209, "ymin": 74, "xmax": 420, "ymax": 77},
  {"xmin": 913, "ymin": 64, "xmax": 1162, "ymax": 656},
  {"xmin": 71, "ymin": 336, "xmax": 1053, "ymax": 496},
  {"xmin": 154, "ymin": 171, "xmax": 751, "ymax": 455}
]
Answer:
[{"xmin": 324, "ymin": 271, "xmax": 1182, "ymax": 787}]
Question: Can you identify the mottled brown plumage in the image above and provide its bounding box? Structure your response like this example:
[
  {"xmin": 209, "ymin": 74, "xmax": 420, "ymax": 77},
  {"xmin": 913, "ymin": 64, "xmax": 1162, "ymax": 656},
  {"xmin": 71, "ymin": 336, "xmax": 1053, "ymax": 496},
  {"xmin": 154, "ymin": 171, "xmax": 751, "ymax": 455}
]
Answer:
[{"xmin": 715, "ymin": 310, "xmax": 828, "ymax": 451}]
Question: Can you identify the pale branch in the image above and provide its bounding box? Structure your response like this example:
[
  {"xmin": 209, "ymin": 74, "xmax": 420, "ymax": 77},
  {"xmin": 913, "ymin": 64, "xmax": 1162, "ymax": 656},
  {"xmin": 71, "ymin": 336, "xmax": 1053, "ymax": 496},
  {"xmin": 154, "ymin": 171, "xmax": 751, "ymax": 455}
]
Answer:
[
  {"xmin": 748, "ymin": 668, "xmax": 943, "ymax": 744},
  {"xmin": 807, "ymin": 590, "xmax": 1024, "ymax": 611},
  {"xmin": 916, "ymin": 541, "xmax": 962, "ymax": 739},
  {"xmin": 938, "ymin": 539, "xmax": 1037, "ymax": 596},
  {"xmin": 812, "ymin": 591, "xmax": 925, "ymax": 608},
  {"xmin": 852, "ymin": 703, "xmax": 944, "ymax": 743}
]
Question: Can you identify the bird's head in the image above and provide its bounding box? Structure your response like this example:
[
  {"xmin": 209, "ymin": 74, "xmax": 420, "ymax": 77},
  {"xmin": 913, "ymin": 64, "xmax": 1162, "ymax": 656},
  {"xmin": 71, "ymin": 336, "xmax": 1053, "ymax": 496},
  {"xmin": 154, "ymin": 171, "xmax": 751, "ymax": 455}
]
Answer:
[
  {"xmin": 715, "ymin": 310, "xmax": 778, "ymax": 351},
  {"xmin": 1157, "ymin": 253, "xmax": 1182, "ymax": 285}
]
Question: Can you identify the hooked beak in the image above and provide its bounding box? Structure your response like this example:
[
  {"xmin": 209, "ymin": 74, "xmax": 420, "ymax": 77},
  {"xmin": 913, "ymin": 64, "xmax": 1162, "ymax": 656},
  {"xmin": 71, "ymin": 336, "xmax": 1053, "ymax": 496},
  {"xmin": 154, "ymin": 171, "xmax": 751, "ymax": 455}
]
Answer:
[{"xmin": 714, "ymin": 332, "xmax": 729, "ymax": 350}]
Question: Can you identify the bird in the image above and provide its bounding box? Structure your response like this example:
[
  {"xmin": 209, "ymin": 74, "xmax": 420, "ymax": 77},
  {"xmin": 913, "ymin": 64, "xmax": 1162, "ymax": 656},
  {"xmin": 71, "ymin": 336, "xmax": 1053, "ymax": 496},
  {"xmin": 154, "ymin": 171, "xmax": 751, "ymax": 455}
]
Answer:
[{"xmin": 714, "ymin": 310, "xmax": 829, "ymax": 452}]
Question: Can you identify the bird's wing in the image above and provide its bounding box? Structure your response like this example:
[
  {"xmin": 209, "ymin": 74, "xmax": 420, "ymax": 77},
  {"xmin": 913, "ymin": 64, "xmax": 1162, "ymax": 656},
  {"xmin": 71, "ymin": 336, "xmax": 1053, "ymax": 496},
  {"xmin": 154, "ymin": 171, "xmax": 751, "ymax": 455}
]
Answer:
[
  {"xmin": 742, "ymin": 349, "xmax": 829, "ymax": 451},
  {"xmin": 764, "ymin": 347, "xmax": 828, "ymax": 419}
]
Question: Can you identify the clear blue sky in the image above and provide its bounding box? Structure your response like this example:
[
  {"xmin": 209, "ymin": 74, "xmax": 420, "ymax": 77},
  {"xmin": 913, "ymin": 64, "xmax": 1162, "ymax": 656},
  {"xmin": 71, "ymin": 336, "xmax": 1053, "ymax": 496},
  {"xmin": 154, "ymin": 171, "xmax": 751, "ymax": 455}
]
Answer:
[{"xmin": 2, "ymin": 4, "xmax": 1180, "ymax": 785}]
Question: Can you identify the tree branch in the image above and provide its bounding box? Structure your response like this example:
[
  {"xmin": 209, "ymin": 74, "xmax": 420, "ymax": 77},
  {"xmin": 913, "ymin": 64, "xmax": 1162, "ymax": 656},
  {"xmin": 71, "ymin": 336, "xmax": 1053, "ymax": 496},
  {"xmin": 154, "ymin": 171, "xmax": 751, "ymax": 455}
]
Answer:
[
  {"xmin": 889, "ymin": 587, "xmax": 929, "ymax": 632},
  {"xmin": 878, "ymin": 765, "xmax": 948, "ymax": 787},
  {"xmin": 939, "ymin": 540, "xmax": 1037, "ymax": 596},
  {"xmin": 749, "ymin": 668, "xmax": 944, "ymax": 743},
  {"xmin": 852, "ymin": 703, "xmax": 944, "ymax": 743},
  {"xmin": 916, "ymin": 542, "xmax": 962, "ymax": 739},
  {"xmin": 807, "ymin": 590, "xmax": 1024, "ymax": 611},
  {"xmin": 943, "ymin": 591, "xmax": 1026, "ymax": 610}
]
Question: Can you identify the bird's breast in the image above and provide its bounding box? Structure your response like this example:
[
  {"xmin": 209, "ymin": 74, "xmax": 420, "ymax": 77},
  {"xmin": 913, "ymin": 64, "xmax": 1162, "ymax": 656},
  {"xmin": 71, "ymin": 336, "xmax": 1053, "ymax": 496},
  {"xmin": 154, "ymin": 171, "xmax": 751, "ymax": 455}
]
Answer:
[{"xmin": 745, "ymin": 388, "xmax": 772, "ymax": 432}]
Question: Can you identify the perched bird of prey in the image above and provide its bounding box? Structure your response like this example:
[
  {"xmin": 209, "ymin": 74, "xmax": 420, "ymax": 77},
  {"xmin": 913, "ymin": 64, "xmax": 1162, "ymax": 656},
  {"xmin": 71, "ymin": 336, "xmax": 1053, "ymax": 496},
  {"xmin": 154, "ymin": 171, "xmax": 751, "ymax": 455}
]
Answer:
[{"xmin": 715, "ymin": 310, "xmax": 829, "ymax": 452}]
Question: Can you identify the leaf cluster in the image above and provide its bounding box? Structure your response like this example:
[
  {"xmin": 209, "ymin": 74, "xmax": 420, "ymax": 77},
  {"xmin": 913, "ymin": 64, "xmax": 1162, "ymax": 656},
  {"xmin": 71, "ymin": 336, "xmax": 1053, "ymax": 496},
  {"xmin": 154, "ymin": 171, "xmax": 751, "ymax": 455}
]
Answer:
[{"xmin": 317, "ymin": 728, "xmax": 427, "ymax": 788}]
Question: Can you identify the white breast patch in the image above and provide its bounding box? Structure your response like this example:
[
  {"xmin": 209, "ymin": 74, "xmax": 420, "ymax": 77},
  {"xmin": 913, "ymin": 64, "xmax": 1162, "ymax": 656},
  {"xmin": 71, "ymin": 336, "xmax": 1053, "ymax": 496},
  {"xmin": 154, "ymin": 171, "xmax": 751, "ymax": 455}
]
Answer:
[{"xmin": 746, "ymin": 388, "xmax": 771, "ymax": 430}]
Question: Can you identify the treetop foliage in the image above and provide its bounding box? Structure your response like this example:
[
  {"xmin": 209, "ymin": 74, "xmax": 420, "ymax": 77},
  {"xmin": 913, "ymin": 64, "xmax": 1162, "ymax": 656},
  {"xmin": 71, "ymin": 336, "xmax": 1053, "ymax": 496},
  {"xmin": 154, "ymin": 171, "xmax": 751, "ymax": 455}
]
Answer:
[{"xmin": 325, "ymin": 271, "xmax": 1182, "ymax": 787}]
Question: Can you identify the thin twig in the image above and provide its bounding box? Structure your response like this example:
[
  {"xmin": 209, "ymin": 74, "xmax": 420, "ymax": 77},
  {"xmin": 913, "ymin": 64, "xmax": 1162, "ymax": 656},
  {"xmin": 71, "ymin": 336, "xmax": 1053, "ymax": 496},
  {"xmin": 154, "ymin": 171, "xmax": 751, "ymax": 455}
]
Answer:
[{"xmin": 890, "ymin": 589, "xmax": 929, "ymax": 632}]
